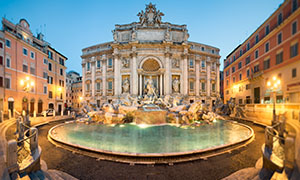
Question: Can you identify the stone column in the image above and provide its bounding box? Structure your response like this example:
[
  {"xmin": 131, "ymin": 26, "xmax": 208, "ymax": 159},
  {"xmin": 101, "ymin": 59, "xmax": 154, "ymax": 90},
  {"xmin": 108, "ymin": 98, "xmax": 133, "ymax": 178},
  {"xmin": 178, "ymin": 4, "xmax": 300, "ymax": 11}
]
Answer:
[
  {"xmin": 102, "ymin": 59, "xmax": 107, "ymax": 96},
  {"xmin": 196, "ymin": 60, "xmax": 200, "ymax": 96},
  {"xmin": 91, "ymin": 57, "xmax": 96, "ymax": 98},
  {"xmin": 114, "ymin": 52, "xmax": 120, "ymax": 96},
  {"xmin": 82, "ymin": 62, "xmax": 86, "ymax": 97},
  {"xmin": 131, "ymin": 51, "xmax": 138, "ymax": 95},
  {"xmin": 206, "ymin": 58, "xmax": 211, "ymax": 97},
  {"xmin": 216, "ymin": 63, "xmax": 220, "ymax": 94},
  {"xmin": 139, "ymin": 74, "xmax": 142, "ymax": 96},
  {"xmin": 160, "ymin": 74, "xmax": 163, "ymax": 96},
  {"xmin": 165, "ymin": 52, "xmax": 171, "ymax": 95},
  {"xmin": 183, "ymin": 54, "xmax": 188, "ymax": 95}
]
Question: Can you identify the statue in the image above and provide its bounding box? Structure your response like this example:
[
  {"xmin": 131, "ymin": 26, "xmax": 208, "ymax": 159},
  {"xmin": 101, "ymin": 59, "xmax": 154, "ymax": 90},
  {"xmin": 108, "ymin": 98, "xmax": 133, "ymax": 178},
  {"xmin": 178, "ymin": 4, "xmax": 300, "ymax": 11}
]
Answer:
[
  {"xmin": 172, "ymin": 77, "xmax": 180, "ymax": 93},
  {"xmin": 122, "ymin": 58, "xmax": 129, "ymax": 68},
  {"xmin": 122, "ymin": 77, "xmax": 130, "ymax": 93},
  {"xmin": 137, "ymin": 3, "xmax": 164, "ymax": 26},
  {"xmin": 144, "ymin": 76, "xmax": 156, "ymax": 96},
  {"xmin": 112, "ymin": 30, "xmax": 118, "ymax": 42},
  {"xmin": 172, "ymin": 59, "xmax": 180, "ymax": 68},
  {"xmin": 131, "ymin": 27, "xmax": 137, "ymax": 41}
]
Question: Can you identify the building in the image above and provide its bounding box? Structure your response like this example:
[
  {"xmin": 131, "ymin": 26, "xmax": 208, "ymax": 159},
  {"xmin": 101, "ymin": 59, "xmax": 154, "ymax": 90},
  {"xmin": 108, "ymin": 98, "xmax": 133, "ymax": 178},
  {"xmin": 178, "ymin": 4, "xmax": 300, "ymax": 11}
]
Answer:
[
  {"xmin": 220, "ymin": 71, "xmax": 224, "ymax": 101},
  {"xmin": 66, "ymin": 71, "xmax": 80, "ymax": 108},
  {"xmin": 0, "ymin": 31, "xmax": 4, "ymax": 112},
  {"xmin": 1, "ymin": 18, "xmax": 67, "ymax": 117},
  {"xmin": 224, "ymin": 0, "xmax": 300, "ymax": 105},
  {"xmin": 71, "ymin": 76, "xmax": 82, "ymax": 110},
  {"xmin": 81, "ymin": 3, "xmax": 220, "ymax": 107}
]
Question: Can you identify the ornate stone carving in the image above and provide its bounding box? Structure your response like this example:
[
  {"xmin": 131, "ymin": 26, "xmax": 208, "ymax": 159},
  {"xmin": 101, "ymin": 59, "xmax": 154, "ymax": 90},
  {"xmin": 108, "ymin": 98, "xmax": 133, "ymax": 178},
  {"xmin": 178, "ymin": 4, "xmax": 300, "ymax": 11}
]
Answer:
[
  {"xmin": 137, "ymin": 3, "xmax": 164, "ymax": 26},
  {"xmin": 131, "ymin": 27, "xmax": 137, "ymax": 41},
  {"xmin": 172, "ymin": 59, "xmax": 180, "ymax": 68},
  {"xmin": 122, "ymin": 58, "xmax": 130, "ymax": 68}
]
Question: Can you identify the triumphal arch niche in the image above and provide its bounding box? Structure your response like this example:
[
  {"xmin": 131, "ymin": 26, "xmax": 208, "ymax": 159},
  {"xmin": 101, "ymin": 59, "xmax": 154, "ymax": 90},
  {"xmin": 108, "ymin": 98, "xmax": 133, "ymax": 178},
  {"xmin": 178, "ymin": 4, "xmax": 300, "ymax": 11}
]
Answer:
[{"xmin": 81, "ymin": 3, "xmax": 221, "ymax": 106}]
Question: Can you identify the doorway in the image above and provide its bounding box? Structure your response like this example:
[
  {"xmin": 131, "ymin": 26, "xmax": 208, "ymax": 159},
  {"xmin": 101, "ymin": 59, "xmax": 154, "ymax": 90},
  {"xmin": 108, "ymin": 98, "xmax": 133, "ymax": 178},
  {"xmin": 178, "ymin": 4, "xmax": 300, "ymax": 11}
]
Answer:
[
  {"xmin": 58, "ymin": 104, "xmax": 62, "ymax": 115},
  {"xmin": 8, "ymin": 101, "xmax": 14, "ymax": 117},
  {"xmin": 38, "ymin": 100, "xmax": 43, "ymax": 113},
  {"xmin": 254, "ymin": 87, "xmax": 260, "ymax": 104}
]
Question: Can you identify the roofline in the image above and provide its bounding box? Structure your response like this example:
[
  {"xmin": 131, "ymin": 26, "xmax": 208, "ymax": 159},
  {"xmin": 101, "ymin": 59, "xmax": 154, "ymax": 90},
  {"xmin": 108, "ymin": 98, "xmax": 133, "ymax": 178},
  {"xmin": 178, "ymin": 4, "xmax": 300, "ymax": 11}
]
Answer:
[{"xmin": 48, "ymin": 45, "xmax": 68, "ymax": 60}]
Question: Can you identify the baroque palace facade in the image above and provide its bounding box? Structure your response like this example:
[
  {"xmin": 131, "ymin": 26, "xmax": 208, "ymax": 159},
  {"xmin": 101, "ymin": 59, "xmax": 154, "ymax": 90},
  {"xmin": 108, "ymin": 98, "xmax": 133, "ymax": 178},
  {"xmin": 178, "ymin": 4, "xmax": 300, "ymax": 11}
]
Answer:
[
  {"xmin": 81, "ymin": 3, "xmax": 220, "ymax": 107},
  {"xmin": 224, "ymin": 0, "xmax": 300, "ymax": 104}
]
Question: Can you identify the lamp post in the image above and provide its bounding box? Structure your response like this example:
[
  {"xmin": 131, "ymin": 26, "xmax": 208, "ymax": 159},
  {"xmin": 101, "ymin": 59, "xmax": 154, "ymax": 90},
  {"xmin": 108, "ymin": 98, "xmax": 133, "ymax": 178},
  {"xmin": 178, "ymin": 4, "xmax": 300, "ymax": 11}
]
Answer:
[
  {"xmin": 20, "ymin": 77, "xmax": 35, "ymax": 126},
  {"xmin": 267, "ymin": 76, "xmax": 281, "ymax": 125}
]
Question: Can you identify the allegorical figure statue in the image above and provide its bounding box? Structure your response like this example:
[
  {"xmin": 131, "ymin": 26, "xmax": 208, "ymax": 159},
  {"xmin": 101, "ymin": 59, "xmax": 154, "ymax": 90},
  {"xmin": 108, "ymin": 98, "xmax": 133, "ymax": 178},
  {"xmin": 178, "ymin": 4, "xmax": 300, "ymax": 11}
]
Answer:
[
  {"xmin": 145, "ymin": 76, "xmax": 156, "ymax": 96},
  {"xmin": 122, "ymin": 77, "xmax": 130, "ymax": 93},
  {"xmin": 172, "ymin": 77, "xmax": 180, "ymax": 93}
]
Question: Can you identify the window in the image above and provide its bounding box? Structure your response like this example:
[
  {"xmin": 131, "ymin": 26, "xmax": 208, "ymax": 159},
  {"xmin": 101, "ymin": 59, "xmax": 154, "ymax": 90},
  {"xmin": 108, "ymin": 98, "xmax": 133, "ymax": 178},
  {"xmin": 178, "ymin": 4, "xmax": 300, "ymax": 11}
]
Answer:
[
  {"xmin": 233, "ymin": 55, "xmax": 236, "ymax": 61},
  {"xmin": 263, "ymin": 59, "xmax": 270, "ymax": 70},
  {"xmin": 246, "ymin": 84, "xmax": 250, "ymax": 90},
  {"xmin": 48, "ymin": 51, "xmax": 53, "ymax": 59},
  {"xmin": 5, "ymin": 39, "xmax": 11, "ymax": 48},
  {"xmin": 293, "ymin": 0, "xmax": 298, "ymax": 12},
  {"xmin": 238, "ymin": 61, "xmax": 242, "ymax": 69},
  {"xmin": 247, "ymin": 69, "xmax": 250, "ymax": 77},
  {"xmin": 96, "ymin": 82, "xmax": 101, "ymax": 91},
  {"xmin": 245, "ymin": 56, "xmax": 250, "ymax": 65},
  {"xmin": 232, "ymin": 66, "xmax": 235, "ymax": 73},
  {"xmin": 23, "ymin": 64, "xmax": 28, "ymax": 73},
  {"xmin": 43, "ymin": 72, "xmax": 48, "ymax": 79},
  {"xmin": 189, "ymin": 81, "xmax": 194, "ymax": 91},
  {"xmin": 266, "ymin": 25, "xmax": 270, "ymax": 35},
  {"xmin": 201, "ymin": 60, "xmax": 205, "ymax": 68},
  {"xmin": 233, "ymin": 76, "xmax": 236, "ymax": 83},
  {"xmin": 44, "ymin": 85, "xmax": 47, "ymax": 94},
  {"xmin": 43, "ymin": 58, "xmax": 48, "ymax": 64},
  {"xmin": 59, "ymin": 80, "xmax": 64, "ymax": 87},
  {"xmin": 30, "ymin": 66, "xmax": 35, "ymax": 75},
  {"xmin": 49, "ymin": 91, "xmax": 53, "ymax": 99},
  {"xmin": 276, "ymin": 52, "xmax": 283, "ymax": 64},
  {"xmin": 59, "ymin": 58, "xmax": 64, "ymax": 66},
  {"xmin": 292, "ymin": 68, "xmax": 297, "ymax": 78},
  {"xmin": 278, "ymin": 13, "xmax": 282, "ymax": 25},
  {"xmin": 0, "ymin": 42, "xmax": 3, "ymax": 48},
  {"xmin": 48, "ymin": 76, "xmax": 53, "ymax": 84},
  {"xmin": 30, "ymin": 51, "xmax": 35, "ymax": 59},
  {"xmin": 239, "ymin": 50, "xmax": 242, "ymax": 56},
  {"xmin": 290, "ymin": 43, "xmax": 298, "ymax": 58},
  {"xmin": 0, "ymin": 77, "xmax": 3, "ymax": 87},
  {"xmin": 5, "ymin": 78, "xmax": 10, "ymax": 89},
  {"xmin": 239, "ymin": 73, "xmax": 242, "ymax": 81},
  {"xmin": 86, "ymin": 84, "xmax": 90, "ymax": 91},
  {"xmin": 255, "ymin": 34, "xmax": 259, "ymax": 44},
  {"xmin": 48, "ymin": 62, "xmax": 52, "ymax": 71},
  {"xmin": 246, "ymin": 42, "xmax": 250, "ymax": 51},
  {"xmin": 277, "ymin": 33, "xmax": 282, "ymax": 44},
  {"xmin": 201, "ymin": 47, "xmax": 205, "ymax": 51},
  {"xmin": 265, "ymin": 42, "xmax": 269, "ymax": 52},
  {"xmin": 6, "ymin": 57, "xmax": 10, "ymax": 68},
  {"xmin": 60, "ymin": 68, "xmax": 63, "ymax": 76},
  {"xmin": 212, "ymin": 49, "xmax": 215, "ymax": 54},
  {"xmin": 108, "ymin": 81, "xmax": 113, "ymax": 90},
  {"xmin": 201, "ymin": 82, "xmax": 205, "ymax": 91},
  {"xmin": 23, "ymin": 48, "xmax": 28, "ymax": 56},
  {"xmin": 87, "ymin": 62, "xmax": 90, "ymax": 71},
  {"xmin": 255, "ymin": 50, "xmax": 259, "ymax": 59},
  {"xmin": 0, "ymin": 56, "xmax": 3, "ymax": 65},
  {"xmin": 292, "ymin": 21, "xmax": 297, "ymax": 35},
  {"xmin": 189, "ymin": 59, "xmax": 194, "ymax": 68},
  {"xmin": 97, "ymin": 60, "xmax": 101, "ymax": 69},
  {"xmin": 108, "ymin": 58, "xmax": 113, "ymax": 68},
  {"xmin": 226, "ymin": 80, "xmax": 229, "ymax": 86},
  {"xmin": 212, "ymin": 83, "xmax": 215, "ymax": 92},
  {"xmin": 254, "ymin": 64, "xmax": 259, "ymax": 73},
  {"xmin": 226, "ymin": 70, "xmax": 229, "ymax": 76}
]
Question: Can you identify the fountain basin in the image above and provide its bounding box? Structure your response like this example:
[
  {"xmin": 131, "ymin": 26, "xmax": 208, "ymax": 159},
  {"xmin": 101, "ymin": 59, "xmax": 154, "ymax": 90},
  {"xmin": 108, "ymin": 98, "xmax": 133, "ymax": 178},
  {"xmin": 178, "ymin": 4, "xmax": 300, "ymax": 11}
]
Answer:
[{"xmin": 49, "ymin": 120, "xmax": 253, "ymax": 157}]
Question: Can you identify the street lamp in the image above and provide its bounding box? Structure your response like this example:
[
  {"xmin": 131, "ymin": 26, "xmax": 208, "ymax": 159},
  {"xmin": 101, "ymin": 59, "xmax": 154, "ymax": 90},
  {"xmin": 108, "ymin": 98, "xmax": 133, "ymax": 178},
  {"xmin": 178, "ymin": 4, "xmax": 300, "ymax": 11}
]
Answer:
[
  {"xmin": 20, "ymin": 77, "xmax": 35, "ymax": 125},
  {"xmin": 267, "ymin": 76, "xmax": 281, "ymax": 125}
]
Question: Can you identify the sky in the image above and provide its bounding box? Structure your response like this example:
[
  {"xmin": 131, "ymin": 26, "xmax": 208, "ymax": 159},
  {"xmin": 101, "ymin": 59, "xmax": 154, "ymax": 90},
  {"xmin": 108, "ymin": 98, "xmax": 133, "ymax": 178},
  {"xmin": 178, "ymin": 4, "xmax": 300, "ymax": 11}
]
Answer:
[{"xmin": 0, "ymin": 0, "xmax": 283, "ymax": 75}]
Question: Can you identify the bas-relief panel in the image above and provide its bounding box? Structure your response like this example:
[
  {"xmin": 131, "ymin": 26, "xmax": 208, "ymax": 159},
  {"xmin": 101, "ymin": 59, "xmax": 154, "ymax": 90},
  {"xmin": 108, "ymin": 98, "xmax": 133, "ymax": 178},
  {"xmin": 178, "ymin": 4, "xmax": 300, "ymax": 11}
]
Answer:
[
  {"xmin": 171, "ymin": 31, "xmax": 184, "ymax": 42},
  {"xmin": 137, "ymin": 30, "xmax": 164, "ymax": 41}
]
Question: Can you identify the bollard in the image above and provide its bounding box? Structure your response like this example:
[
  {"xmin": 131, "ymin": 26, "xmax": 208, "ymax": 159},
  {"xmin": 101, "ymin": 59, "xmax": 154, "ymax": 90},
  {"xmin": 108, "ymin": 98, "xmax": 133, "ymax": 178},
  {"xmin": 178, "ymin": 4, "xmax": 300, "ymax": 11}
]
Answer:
[
  {"xmin": 8, "ymin": 109, "xmax": 11, "ymax": 119},
  {"xmin": 53, "ymin": 111, "xmax": 56, "ymax": 117},
  {"xmin": 44, "ymin": 111, "xmax": 46, "ymax": 118},
  {"xmin": 0, "ymin": 110, "xmax": 3, "ymax": 123},
  {"xmin": 6, "ymin": 140, "xmax": 19, "ymax": 173},
  {"xmin": 284, "ymin": 133, "xmax": 296, "ymax": 169},
  {"xmin": 33, "ymin": 110, "xmax": 36, "ymax": 118},
  {"xmin": 68, "ymin": 110, "xmax": 70, "ymax": 116},
  {"xmin": 22, "ymin": 110, "xmax": 26, "ymax": 117},
  {"xmin": 61, "ymin": 110, "xmax": 63, "ymax": 116},
  {"xmin": 265, "ymin": 126, "xmax": 273, "ymax": 150}
]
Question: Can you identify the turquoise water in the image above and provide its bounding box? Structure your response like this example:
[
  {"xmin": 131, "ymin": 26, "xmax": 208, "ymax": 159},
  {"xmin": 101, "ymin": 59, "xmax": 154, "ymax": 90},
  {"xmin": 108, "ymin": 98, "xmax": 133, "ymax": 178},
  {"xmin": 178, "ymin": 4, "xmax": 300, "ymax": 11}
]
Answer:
[{"xmin": 50, "ymin": 120, "xmax": 252, "ymax": 155}]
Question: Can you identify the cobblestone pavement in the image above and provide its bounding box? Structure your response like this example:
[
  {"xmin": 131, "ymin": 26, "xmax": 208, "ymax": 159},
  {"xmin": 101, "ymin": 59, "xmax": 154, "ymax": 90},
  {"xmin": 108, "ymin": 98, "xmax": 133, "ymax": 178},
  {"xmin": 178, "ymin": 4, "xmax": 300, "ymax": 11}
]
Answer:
[{"xmin": 19, "ymin": 120, "xmax": 265, "ymax": 180}]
